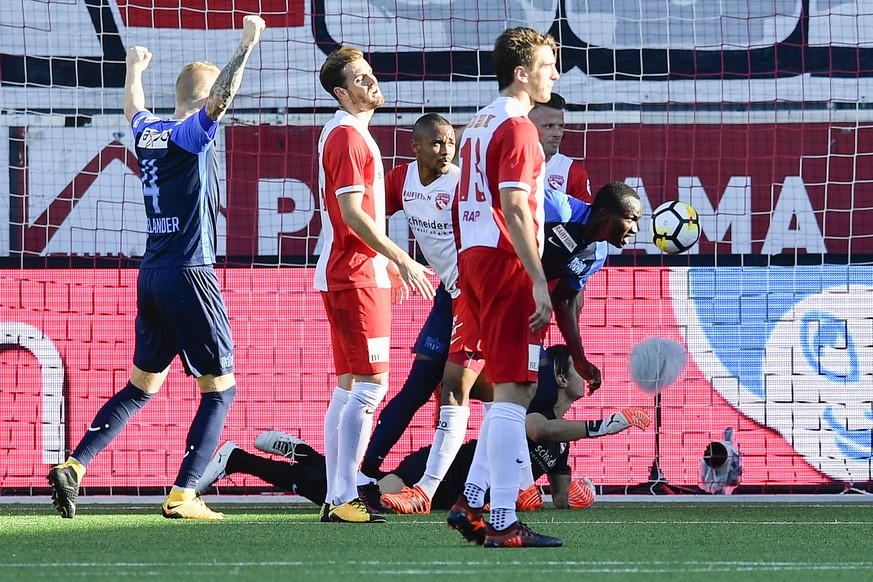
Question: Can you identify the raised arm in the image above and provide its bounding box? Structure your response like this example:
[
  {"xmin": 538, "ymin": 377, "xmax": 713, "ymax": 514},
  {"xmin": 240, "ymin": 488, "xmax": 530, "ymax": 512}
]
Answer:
[
  {"xmin": 123, "ymin": 46, "xmax": 153, "ymax": 122},
  {"xmin": 205, "ymin": 14, "xmax": 266, "ymax": 122}
]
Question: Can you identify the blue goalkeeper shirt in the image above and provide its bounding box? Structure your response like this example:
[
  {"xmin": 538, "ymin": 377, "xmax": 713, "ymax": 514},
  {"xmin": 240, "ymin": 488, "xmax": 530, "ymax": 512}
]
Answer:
[{"xmin": 131, "ymin": 108, "xmax": 220, "ymax": 268}]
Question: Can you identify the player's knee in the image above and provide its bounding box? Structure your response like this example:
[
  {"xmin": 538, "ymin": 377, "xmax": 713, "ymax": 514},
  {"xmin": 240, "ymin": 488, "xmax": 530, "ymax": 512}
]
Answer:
[
  {"xmin": 197, "ymin": 372, "xmax": 236, "ymax": 393},
  {"xmin": 351, "ymin": 381, "xmax": 389, "ymax": 409}
]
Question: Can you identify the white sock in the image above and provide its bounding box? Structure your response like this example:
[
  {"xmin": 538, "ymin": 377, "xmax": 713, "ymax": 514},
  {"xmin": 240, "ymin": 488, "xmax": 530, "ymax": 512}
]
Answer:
[
  {"xmin": 462, "ymin": 403, "xmax": 493, "ymax": 507},
  {"xmin": 356, "ymin": 470, "xmax": 376, "ymax": 487},
  {"xmin": 334, "ymin": 381, "xmax": 388, "ymax": 504},
  {"xmin": 518, "ymin": 457, "xmax": 535, "ymax": 491},
  {"xmin": 417, "ymin": 405, "xmax": 470, "ymax": 498},
  {"xmin": 486, "ymin": 402, "xmax": 527, "ymax": 529},
  {"xmin": 323, "ymin": 387, "xmax": 350, "ymax": 506}
]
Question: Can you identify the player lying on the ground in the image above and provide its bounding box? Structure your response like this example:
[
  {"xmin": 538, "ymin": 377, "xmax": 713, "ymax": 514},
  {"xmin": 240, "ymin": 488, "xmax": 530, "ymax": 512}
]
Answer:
[
  {"xmin": 378, "ymin": 182, "xmax": 643, "ymax": 515},
  {"xmin": 196, "ymin": 345, "xmax": 651, "ymax": 509}
]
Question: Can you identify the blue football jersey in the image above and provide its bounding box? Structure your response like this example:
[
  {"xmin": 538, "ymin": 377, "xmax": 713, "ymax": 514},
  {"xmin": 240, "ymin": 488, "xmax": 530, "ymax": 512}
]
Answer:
[
  {"xmin": 526, "ymin": 356, "xmax": 572, "ymax": 478},
  {"xmin": 542, "ymin": 188, "xmax": 607, "ymax": 291},
  {"xmin": 131, "ymin": 108, "xmax": 220, "ymax": 268}
]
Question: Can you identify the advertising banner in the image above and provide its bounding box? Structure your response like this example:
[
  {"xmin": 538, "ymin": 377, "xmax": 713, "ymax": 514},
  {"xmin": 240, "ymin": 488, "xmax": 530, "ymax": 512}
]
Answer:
[{"xmin": 3, "ymin": 266, "xmax": 861, "ymax": 492}]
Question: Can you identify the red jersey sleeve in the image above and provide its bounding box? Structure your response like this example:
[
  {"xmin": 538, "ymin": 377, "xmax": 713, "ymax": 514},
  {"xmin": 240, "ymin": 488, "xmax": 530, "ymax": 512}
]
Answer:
[
  {"xmin": 385, "ymin": 164, "xmax": 409, "ymax": 215},
  {"xmin": 567, "ymin": 160, "xmax": 592, "ymax": 203},
  {"xmin": 491, "ymin": 119, "xmax": 543, "ymax": 193},
  {"xmin": 323, "ymin": 127, "xmax": 371, "ymax": 196}
]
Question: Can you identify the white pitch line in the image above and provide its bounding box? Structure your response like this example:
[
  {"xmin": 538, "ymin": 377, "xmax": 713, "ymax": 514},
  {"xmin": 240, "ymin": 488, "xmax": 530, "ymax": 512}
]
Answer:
[{"xmin": 2, "ymin": 561, "xmax": 873, "ymax": 574}]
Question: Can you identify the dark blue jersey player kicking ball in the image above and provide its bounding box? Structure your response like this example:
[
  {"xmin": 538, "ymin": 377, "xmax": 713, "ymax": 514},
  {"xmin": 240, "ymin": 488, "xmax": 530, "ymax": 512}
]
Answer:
[{"xmin": 46, "ymin": 14, "xmax": 266, "ymax": 520}]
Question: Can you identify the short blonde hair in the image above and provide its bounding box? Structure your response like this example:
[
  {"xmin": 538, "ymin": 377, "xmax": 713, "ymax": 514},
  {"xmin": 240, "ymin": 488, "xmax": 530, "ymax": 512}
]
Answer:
[{"xmin": 175, "ymin": 61, "xmax": 220, "ymax": 107}]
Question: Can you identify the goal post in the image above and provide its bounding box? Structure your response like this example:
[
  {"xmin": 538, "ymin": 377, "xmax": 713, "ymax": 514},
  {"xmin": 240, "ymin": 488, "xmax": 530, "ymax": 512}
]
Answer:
[{"xmin": 2, "ymin": 0, "xmax": 873, "ymax": 496}]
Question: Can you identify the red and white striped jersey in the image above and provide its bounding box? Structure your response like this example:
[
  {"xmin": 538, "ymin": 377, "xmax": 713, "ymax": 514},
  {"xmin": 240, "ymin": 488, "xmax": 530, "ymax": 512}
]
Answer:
[
  {"xmin": 545, "ymin": 152, "xmax": 592, "ymax": 203},
  {"xmin": 386, "ymin": 161, "xmax": 460, "ymax": 297},
  {"xmin": 314, "ymin": 110, "xmax": 390, "ymax": 291},
  {"xmin": 455, "ymin": 96, "xmax": 546, "ymax": 257}
]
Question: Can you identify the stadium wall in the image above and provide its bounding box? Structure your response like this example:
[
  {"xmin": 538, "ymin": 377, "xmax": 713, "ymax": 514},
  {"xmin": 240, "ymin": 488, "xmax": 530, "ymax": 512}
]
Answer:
[
  {"xmin": 3, "ymin": 0, "xmax": 873, "ymax": 495},
  {"xmin": 6, "ymin": 266, "xmax": 867, "ymax": 494}
]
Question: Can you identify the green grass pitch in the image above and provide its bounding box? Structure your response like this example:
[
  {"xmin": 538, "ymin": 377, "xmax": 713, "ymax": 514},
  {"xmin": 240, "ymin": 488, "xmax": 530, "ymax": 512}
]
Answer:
[{"xmin": 2, "ymin": 501, "xmax": 872, "ymax": 580}]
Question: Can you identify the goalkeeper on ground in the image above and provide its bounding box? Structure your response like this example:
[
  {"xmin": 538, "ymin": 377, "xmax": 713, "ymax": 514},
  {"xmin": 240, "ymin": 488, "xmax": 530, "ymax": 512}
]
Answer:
[{"xmin": 195, "ymin": 344, "xmax": 650, "ymax": 509}]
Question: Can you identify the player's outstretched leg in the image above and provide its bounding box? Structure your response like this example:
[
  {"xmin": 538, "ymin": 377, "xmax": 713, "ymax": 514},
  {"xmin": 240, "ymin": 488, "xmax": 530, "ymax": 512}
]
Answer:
[
  {"xmin": 47, "ymin": 459, "xmax": 85, "ymax": 519},
  {"xmin": 446, "ymin": 495, "xmax": 486, "ymax": 545},
  {"xmin": 195, "ymin": 441, "xmax": 239, "ymax": 495},
  {"xmin": 254, "ymin": 430, "xmax": 310, "ymax": 464},
  {"xmin": 483, "ymin": 521, "xmax": 563, "ymax": 548}
]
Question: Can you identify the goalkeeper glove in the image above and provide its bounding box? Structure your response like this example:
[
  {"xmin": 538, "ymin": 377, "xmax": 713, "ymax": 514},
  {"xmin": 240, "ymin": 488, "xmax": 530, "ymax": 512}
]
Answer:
[
  {"xmin": 568, "ymin": 478, "xmax": 595, "ymax": 509},
  {"xmin": 586, "ymin": 406, "xmax": 651, "ymax": 437}
]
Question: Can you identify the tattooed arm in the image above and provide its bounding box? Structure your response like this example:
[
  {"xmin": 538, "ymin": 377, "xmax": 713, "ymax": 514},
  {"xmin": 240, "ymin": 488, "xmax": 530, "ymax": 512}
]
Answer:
[
  {"xmin": 123, "ymin": 46, "xmax": 153, "ymax": 123},
  {"xmin": 205, "ymin": 15, "xmax": 266, "ymax": 122}
]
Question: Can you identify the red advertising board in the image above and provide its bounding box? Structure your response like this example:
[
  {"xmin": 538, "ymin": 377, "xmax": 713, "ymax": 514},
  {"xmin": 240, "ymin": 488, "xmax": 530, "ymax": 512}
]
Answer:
[
  {"xmin": 223, "ymin": 122, "xmax": 873, "ymax": 258},
  {"xmin": 0, "ymin": 267, "xmax": 825, "ymax": 493}
]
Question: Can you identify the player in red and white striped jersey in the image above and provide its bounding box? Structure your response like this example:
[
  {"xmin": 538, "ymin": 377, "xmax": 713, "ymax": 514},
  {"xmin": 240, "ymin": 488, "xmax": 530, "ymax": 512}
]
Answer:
[
  {"xmin": 529, "ymin": 93, "xmax": 592, "ymax": 203},
  {"xmin": 448, "ymin": 27, "xmax": 563, "ymax": 549},
  {"xmin": 315, "ymin": 46, "xmax": 434, "ymax": 525}
]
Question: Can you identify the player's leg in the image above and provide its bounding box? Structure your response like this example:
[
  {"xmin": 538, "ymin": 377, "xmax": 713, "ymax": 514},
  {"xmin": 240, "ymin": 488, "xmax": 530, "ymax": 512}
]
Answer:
[
  {"xmin": 325, "ymin": 287, "xmax": 389, "ymax": 523},
  {"xmin": 335, "ymin": 374, "xmax": 388, "ymax": 501},
  {"xmin": 197, "ymin": 442, "xmax": 327, "ymax": 506},
  {"xmin": 160, "ymin": 266, "xmax": 236, "ymax": 520},
  {"xmin": 485, "ymin": 382, "xmax": 535, "ymax": 522},
  {"xmin": 321, "ymin": 291, "xmax": 352, "ymax": 521},
  {"xmin": 47, "ymin": 268, "xmax": 172, "ymax": 519},
  {"xmin": 446, "ymin": 404, "xmax": 490, "ymax": 545},
  {"xmin": 443, "ymin": 254, "xmax": 488, "ymax": 543},
  {"xmin": 470, "ymin": 250, "xmax": 561, "ymax": 547},
  {"xmin": 360, "ymin": 284, "xmax": 452, "ymax": 481},
  {"xmin": 420, "ymin": 291, "xmax": 484, "ymax": 500},
  {"xmin": 381, "ymin": 359, "xmax": 481, "ymax": 514},
  {"xmin": 323, "ymin": 384, "xmax": 351, "ymax": 519}
]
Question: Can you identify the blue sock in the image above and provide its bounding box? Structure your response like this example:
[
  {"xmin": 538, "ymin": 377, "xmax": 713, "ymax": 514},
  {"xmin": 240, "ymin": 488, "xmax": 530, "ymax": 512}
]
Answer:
[
  {"xmin": 360, "ymin": 358, "xmax": 444, "ymax": 479},
  {"xmin": 175, "ymin": 386, "xmax": 236, "ymax": 490},
  {"xmin": 72, "ymin": 382, "xmax": 153, "ymax": 466}
]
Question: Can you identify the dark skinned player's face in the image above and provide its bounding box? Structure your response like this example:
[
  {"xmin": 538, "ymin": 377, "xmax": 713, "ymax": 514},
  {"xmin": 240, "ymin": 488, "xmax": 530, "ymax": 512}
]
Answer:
[
  {"xmin": 603, "ymin": 198, "xmax": 643, "ymax": 248},
  {"xmin": 412, "ymin": 124, "xmax": 456, "ymax": 177}
]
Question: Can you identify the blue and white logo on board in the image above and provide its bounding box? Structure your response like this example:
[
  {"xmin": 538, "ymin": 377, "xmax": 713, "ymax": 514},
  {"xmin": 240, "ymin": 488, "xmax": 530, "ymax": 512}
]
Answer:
[{"xmin": 672, "ymin": 266, "xmax": 873, "ymax": 482}]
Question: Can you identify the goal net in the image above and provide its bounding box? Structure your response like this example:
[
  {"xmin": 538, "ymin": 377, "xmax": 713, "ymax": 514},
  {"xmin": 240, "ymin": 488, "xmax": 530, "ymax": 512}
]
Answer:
[{"xmin": 2, "ymin": 0, "xmax": 873, "ymax": 497}]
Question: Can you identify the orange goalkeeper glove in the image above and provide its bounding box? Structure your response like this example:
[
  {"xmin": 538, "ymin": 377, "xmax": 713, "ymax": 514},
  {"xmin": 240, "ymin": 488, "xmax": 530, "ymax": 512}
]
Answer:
[{"xmin": 586, "ymin": 407, "xmax": 652, "ymax": 437}]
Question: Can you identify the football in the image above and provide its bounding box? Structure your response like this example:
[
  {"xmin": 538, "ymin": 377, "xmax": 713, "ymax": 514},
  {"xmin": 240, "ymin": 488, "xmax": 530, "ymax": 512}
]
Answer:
[
  {"xmin": 628, "ymin": 337, "xmax": 688, "ymax": 396},
  {"xmin": 651, "ymin": 201, "xmax": 700, "ymax": 254}
]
